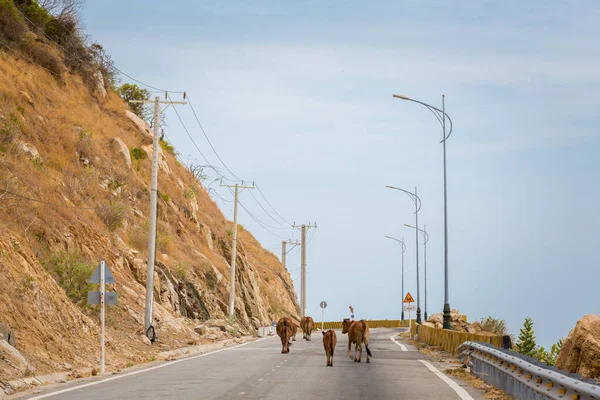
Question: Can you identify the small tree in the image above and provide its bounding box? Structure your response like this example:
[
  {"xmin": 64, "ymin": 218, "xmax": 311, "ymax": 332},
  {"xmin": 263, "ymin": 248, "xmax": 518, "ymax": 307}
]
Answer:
[
  {"xmin": 516, "ymin": 317, "xmax": 537, "ymax": 357},
  {"xmin": 117, "ymin": 83, "xmax": 150, "ymax": 120}
]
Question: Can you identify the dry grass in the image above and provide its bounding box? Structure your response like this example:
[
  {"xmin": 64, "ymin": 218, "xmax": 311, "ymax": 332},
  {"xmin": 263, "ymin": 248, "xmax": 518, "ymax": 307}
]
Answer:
[{"xmin": 445, "ymin": 368, "xmax": 513, "ymax": 400}]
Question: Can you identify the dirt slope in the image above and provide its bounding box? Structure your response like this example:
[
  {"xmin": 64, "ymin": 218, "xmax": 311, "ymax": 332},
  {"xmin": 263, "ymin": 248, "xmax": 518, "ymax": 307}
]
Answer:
[{"xmin": 0, "ymin": 49, "xmax": 299, "ymax": 380}]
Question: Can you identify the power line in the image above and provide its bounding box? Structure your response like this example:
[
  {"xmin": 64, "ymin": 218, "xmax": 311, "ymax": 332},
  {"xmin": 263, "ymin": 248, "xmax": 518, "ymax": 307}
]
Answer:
[
  {"xmin": 255, "ymin": 183, "xmax": 293, "ymax": 227},
  {"xmin": 186, "ymin": 95, "xmax": 243, "ymax": 181},
  {"xmin": 0, "ymin": 189, "xmax": 95, "ymax": 210},
  {"xmin": 224, "ymin": 188, "xmax": 287, "ymax": 240},
  {"xmin": 248, "ymin": 190, "xmax": 290, "ymax": 229}
]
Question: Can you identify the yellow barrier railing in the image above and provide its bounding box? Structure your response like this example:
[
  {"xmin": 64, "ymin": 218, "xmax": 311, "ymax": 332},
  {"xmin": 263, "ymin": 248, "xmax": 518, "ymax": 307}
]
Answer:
[
  {"xmin": 410, "ymin": 324, "xmax": 503, "ymax": 354},
  {"xmin": 317, "ymin": 319, "xmax": 416, "ymax": 330}
]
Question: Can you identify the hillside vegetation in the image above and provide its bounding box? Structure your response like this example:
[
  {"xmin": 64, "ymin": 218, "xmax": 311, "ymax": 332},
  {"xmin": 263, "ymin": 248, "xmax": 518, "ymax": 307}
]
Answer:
[{"xmin": 0, "ymin": 0, "xmax": 298, "ymax": 381}]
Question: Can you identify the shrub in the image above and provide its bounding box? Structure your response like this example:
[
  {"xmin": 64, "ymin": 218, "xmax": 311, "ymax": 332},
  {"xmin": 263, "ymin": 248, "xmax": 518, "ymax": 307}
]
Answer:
[
  {"xmin": 0, "ymin": 0, "xmax": 27, "ymax": 45},
  {"xmin": 175, "ymin": 262, "xmax": 189, "ymax": 282},
  {"xmin": 479, "ymin": 315, "xmax": 509, "ymax": 336},
  {"xmin": 41, "ymin": 250, "xmax": 94, "ymax": 305},
  {"xmin": 130, "ymin": 147, "xmax": 147, "ymax": 171},
  {"xmin": 515, "ymin": 317, "xmax": 537, "ymax": 357},
  {"xmin": 117, "ymin": 83, "xmax": 150, "ymax": 120},
  {"xmin": 96, "ymin": 201, "xmax": 126, "ymax": 231},
  {"xmin": 15, "ymin": 0, "xmax": 52, "ymax": 33},
  {"xmin": 183, "ymin": 188, "xmax": 195, "ymax": 200},
  {"xmin": 159, "ymin": 192, "xmax": 170, "ymax": 203},
  {"xmin": 22, "ymin": 38, "xmax": 63, "ymax": 78},
  {"xmin": 159, "ymin": 138, "xmax": 174, "ymax": 155}
]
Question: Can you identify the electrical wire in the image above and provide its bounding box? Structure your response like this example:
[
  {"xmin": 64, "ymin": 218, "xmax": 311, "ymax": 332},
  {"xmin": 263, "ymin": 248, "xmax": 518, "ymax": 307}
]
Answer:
[
  {"xmin": 255, "ymin": 183, "xmax": 293, "ymax": 227},
  {"xmin": 0, "ymin": 189, "xmax": 96, "ymax": 210}
]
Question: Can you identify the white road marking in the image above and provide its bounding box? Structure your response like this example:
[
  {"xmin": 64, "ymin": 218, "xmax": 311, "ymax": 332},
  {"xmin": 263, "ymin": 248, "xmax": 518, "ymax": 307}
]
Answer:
[
  {"xmin": 265, "ymin": 373, "xmax": 271, "ymax": 376},
  {"xmin": 389, "ymin": 334, "xmax": 407, "ymax": 351},
  {"xmin": 258, "ymin": 379, "xmax": 263, "ymax": 382},
  {"xmin": 27, "ymin": 337, "xmax": 274, "ymax": 399},
  {"xmin": 238, "ymin": 392, "xmax": 245, "ymax": 395},
  {"xmin": 419, "ymin": 360, "xmax": 474, "ymax": 400}
]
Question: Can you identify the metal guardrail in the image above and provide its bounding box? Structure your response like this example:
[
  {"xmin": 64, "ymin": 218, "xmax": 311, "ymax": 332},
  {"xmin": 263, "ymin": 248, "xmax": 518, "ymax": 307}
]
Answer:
[{"xmin": 459, "ymin": 341, "xmax": 599, "ymax": 400}]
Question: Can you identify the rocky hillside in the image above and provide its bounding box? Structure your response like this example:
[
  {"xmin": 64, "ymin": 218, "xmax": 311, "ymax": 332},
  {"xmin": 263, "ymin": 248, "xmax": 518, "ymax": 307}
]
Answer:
[
  {"xmin": 556, "ymin": 314, "xmax": 600, "ymax": 380},
  {"xmin": 0, "ymin": 10, "xmax": 299, "ymax": 380}
]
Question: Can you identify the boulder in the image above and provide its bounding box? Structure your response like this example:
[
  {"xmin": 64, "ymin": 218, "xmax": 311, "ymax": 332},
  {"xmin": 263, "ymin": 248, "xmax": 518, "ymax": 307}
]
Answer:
[
  {"xmin": 556, "ymin": 314, "xmax": 600, "ymax": 379},
  {"xmin": 465, "ymin": 324, "xmax": 477, "ymax": 334},
  {"xmin": 207, "ymin": 319, "xmax": 229, "ymax": 332},
  {"xmin": 422, "ymin": 321, "xmax": 436, "ymax": 329},
  {"xmin": 450, "ymin": 309, "xmax": 462, "ymax": 322},
  {"xmin": 0, "ymin": 339, "xmax": 35, "ymax": 374},
  {"xmin": 429, "ymin": 313, "xmax": 443, "ymax": 325},
  {"xmin": 194, "ymin": 325, "xmax": 208, "ymax": 336},
  {"xmin": 142, "ymin": 144, "xmax": 170, "ymax": 175},
  {"xmin": 0, "ymin": 322, "xmax": 15, "ymax": 346},
  {"xmin": 110, "ymin": 137, "xmax": 131, "ymax": 169},
  {"xmin": 470, "ymin": 321, "xmax": 483, "ymax": 333},
  {"xmin": 125, "ymin": 110, "xmax": 153, "ymax": 140},
  {"xmin": 18, "ymin": 142, "xmax": 40, "ymax": 159},
  {"xmin": 140, "ymin": 334, "xmax": 151, "ymax": 346},
  {"xmin": 94, "ymin": 70, "xmax": 107, "ymax": 98}
]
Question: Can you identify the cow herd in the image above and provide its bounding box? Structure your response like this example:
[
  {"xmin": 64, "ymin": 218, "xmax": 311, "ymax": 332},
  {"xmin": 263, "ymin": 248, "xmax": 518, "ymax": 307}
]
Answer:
[{"xmin": 275, "ymin": 316, "xmax": 372, "ymax": 367}]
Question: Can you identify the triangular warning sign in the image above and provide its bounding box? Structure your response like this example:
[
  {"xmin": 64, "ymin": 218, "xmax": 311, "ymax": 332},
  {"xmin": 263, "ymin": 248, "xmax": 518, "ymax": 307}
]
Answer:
[
  {"xmin": 88, "ymin": 261, "xmax": 116, "ymax": 284},
  {"xmin": 403, "ymin": 292, "xmax": 415, "ymax": 303}
]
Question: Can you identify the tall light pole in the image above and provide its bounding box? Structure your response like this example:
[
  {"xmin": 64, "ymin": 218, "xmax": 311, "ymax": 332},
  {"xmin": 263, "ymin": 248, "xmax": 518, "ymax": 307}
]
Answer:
[
  {"xmin": 384, "ymin": 235, "xmax": 406, "ymax": 320},
  {"xmin": 393, "ymin": 93, "xmax": 453, "ymax": 329},
  {"xmin": 386, "ymin": 185, "xmax": 422, "ymax": 324},
  {"xmin": 405, "ymin": 224, "xmax": 428, "ymax": 320}
]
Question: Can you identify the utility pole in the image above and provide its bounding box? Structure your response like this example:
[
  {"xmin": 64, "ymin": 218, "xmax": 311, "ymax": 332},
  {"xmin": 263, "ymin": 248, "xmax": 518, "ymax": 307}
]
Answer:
[
  {"xmin": 220, "ymin": 182, "xmax": 255, "ymax": 320},
  {"xmin": 130, "ymin": 95, "xmax": 186, "ymax": 341},
  {"xmin": 281, "ymin": 239, "xmax": 300, "ymax": 270},
  {"xmin": 293, "ymin": 223, "xmax": 317, "ymax": 318}
]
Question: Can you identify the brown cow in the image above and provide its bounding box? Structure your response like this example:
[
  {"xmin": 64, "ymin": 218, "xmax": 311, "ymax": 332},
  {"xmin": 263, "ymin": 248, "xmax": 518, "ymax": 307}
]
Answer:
[
  {"xmin": 276, "ymin": 317, "xmax": 294, "ymax": 354},
  {"xmin": 300, "ymin": 316, "xmax": 315, "ymax": 341},
  {"xmin": 322, "ymin": 330, "xmax": 337, "ymax": 367},
  {"xmin": 342, "ymin": 318, "xmax": 372, "ymax": 363}
]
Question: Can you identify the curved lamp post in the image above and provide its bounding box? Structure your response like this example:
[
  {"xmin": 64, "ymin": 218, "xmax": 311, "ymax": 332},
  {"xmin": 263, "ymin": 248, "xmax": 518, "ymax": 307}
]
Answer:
[
  {"xmin": 385, "ymin": 185, "xmax": 422, "ymax": 324},
  {"xmin": 393, "ymin": 93, "xmax": 453, "ymax": 329},
  {"xmin": 384, "ymin": 235, "xmax": 406, "ymax": 320},
  {"xmin": 405, "ymin": 224, "xmax": 428, "ymax": 321}
]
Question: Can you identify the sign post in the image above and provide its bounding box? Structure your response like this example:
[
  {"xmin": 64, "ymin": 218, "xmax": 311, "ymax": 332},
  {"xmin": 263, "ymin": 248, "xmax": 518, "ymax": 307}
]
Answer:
[
  {"xmin": 320, "ymin": 301, "xmax": 327, "ymax": 330},
  {"xmin": 88, "ymin": 260, "xmax": 117, "ymax": 374},
  {"xmin": 403, "ymin": 292, "xmax": 415, "ymax": 333}
]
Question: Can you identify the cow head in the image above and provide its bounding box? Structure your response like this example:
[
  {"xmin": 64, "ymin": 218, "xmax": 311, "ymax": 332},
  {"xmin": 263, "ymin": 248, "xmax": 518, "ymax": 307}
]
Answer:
[{"xmin": 342, "ymin": 318, "xmax": 351, "ymax": 334}]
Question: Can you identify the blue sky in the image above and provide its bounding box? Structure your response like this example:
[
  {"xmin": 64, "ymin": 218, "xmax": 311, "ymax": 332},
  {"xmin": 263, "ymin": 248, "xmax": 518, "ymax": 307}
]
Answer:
[{"xmin": 83, "ymin": 1, "xmax": 600, "ymax": 347}]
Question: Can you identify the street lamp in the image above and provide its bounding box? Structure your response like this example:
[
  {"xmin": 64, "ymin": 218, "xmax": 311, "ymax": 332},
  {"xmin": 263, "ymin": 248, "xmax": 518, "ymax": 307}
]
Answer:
[
  {"xmin": 384, "ymin": 235, "xmax": 406, "ymax": 320},
  {"xmin": 405, "ymin": 224, "xmax": 428, "ymax": 321},
  {"xmin": 393, "ymin": 93, "xmax": 453, "ymax": 329},
  {"xmin": 386, "ymin": 185, "xmax": 423, "ymax": 324}
]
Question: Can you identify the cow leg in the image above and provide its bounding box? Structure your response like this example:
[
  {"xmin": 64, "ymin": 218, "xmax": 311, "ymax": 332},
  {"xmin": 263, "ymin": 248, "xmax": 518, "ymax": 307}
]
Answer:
[
  {"xmin": 356, "ymin": 342, "xmax": 362, "ymax": 363},
  {"xmin": 348, "ymin": 340, "xmax": 354, "ymax": 360},
  {"xmin": 366, "ymin": 340, "xmax": 370, "ymax": 363},
  {"xmin": 330, "ymin": 351, "xmax": 334, "ymax": 367}
]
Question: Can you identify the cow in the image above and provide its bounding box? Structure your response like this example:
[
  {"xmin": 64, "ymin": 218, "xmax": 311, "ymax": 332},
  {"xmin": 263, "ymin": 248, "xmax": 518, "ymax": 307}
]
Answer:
[
  {"xmin": 291, "ymin": 322, "xmax": 298, "ymax": 341},
  {"xmin": 322, "ymin": 329, "xmax": 337, "ymax": 367},
  {"xmin": 342, "ymin": 318, "xmax": 372, "ymax": 363},
  {"xmin": 300, "ymin": 316, "xmax": 315, "ymax": 341},
  {"xmin": 276, "ymin": 317, "xmax": 294, "ymax": 354}
]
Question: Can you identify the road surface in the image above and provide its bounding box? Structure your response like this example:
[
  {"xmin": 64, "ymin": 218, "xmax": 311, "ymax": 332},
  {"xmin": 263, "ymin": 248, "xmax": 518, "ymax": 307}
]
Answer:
[{"xmin": 21, "ymin": 328, "xmax": 484, "ymax": 399}]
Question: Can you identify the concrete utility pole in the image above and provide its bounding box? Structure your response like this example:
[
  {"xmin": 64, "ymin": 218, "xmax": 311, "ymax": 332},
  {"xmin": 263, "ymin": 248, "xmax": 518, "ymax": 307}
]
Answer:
[
  {"xmin": 130, "ymin": 95, "xmax": 186, "ymax": 341},
  {"xmin": 220, "ymin": 182, "xmax": 255, "ymax": 320},
  {"xmin": 281, "ymin": 239, "xmax": 300, "ymax": 270},
  {"xmin": 293, "ymin": 223, "xmax": 317, "ymax": 318}
]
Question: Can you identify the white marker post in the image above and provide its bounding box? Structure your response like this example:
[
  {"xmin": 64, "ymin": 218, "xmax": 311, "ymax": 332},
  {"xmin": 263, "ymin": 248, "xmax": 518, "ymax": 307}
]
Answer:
[{"xmin": 100, "ymin": 259, "xmax": 105, "ymax": 374}]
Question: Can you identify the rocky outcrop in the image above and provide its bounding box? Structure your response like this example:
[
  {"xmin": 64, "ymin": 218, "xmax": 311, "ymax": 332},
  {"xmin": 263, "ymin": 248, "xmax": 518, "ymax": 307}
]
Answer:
[
  {"xmin": 17, "ymin": 142, "xmax": 40, "ymax": 159},
  {"xmin": 125, "ymin": 110, "xmax": 153, "ymax": 140},
  {"xmin": 142, "ymin": 144, "xmax": 170, "ymax": 175},
  {"xmin": 427, "ymin": 311, "xmax": 484, "ymax": 333},
  {"xmin": 94, "ymin": 71, "xmax": 107, "ymax": 98},
  {"xmin": 556, "ymin": 314, "xmax": 600, "ymax": 379},
  {"xmin": 110, "ymin": 137, "xmax": 131, "ymax": 168}
]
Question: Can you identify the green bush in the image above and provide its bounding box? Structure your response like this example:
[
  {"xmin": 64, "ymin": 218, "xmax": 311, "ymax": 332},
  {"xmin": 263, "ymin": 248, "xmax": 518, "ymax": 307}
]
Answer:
[
  {"xmin": 159, "ymin": 138, "xmax": 174, "ymax": 155},
  {"xmin": 41, "ymin": 250, "xmax": 94, "ymax": 305},
  {"xmin": 516, "ymin": 317, "xmax": 537, "ymax": 357},
  {"xmin": 14, "ymin": 0, "xmax": 52, "ymax": 33},
  {"xmin": 130, "ymin": 147, "xmax": 147, "ymax": 160},
  {"xmin": 117, "ymin": 83, "xmax": 150, "ymax": 120},
  {"xmin": 175, "ymin": 262, "xmax": 189, "ymax": 282}
]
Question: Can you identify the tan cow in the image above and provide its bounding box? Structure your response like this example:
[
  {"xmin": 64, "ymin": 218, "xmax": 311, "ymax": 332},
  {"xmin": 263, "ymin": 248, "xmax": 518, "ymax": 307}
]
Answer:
[
  {"xmin": 322, "ymin": 329, "xmax": 337, "ymax": 367},
  {"xmin": 342, "ymin": 318, "xmax": 372, "ymax": 363},
  {"xmin": 300, "ymin": 316, "xmax": 315, "ymax": 341},
  {"xmin": 276, "ymin": 317, "xmax": 294, "ymax": 354}
]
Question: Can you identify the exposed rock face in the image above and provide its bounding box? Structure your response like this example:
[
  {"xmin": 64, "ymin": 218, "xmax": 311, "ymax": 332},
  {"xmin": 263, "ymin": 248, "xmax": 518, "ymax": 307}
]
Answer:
[
  {"xmin": 124, "ymin": 110, "xmax": 153, "ymax": 140},
  {"xmin": 110, "ymin": 137, "xmax": 131, "ymax": 168},
  {"xmin": 94, "ymin": 71, "xmax": 107, "ymax": 98},
  {"xmin": 18, "ymin": 142, "xmax": 40, "ymax": 159},
  {"xmin": 0, "ymin": 323, "xmax": 15, "ymax": 346},
  {"xmin": 556, "ymin": 314, "xmax": 600, "ymax": 379},
  {"xmin": 142, "ymin": 144, "xmax": 170, "ymax": 175}
]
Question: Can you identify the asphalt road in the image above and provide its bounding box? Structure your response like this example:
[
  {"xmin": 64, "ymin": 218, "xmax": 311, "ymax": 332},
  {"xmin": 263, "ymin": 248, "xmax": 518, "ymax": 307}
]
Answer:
[{"xmin": 22, "ymin": 328, "xmax": 484, "ymax": 399}]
